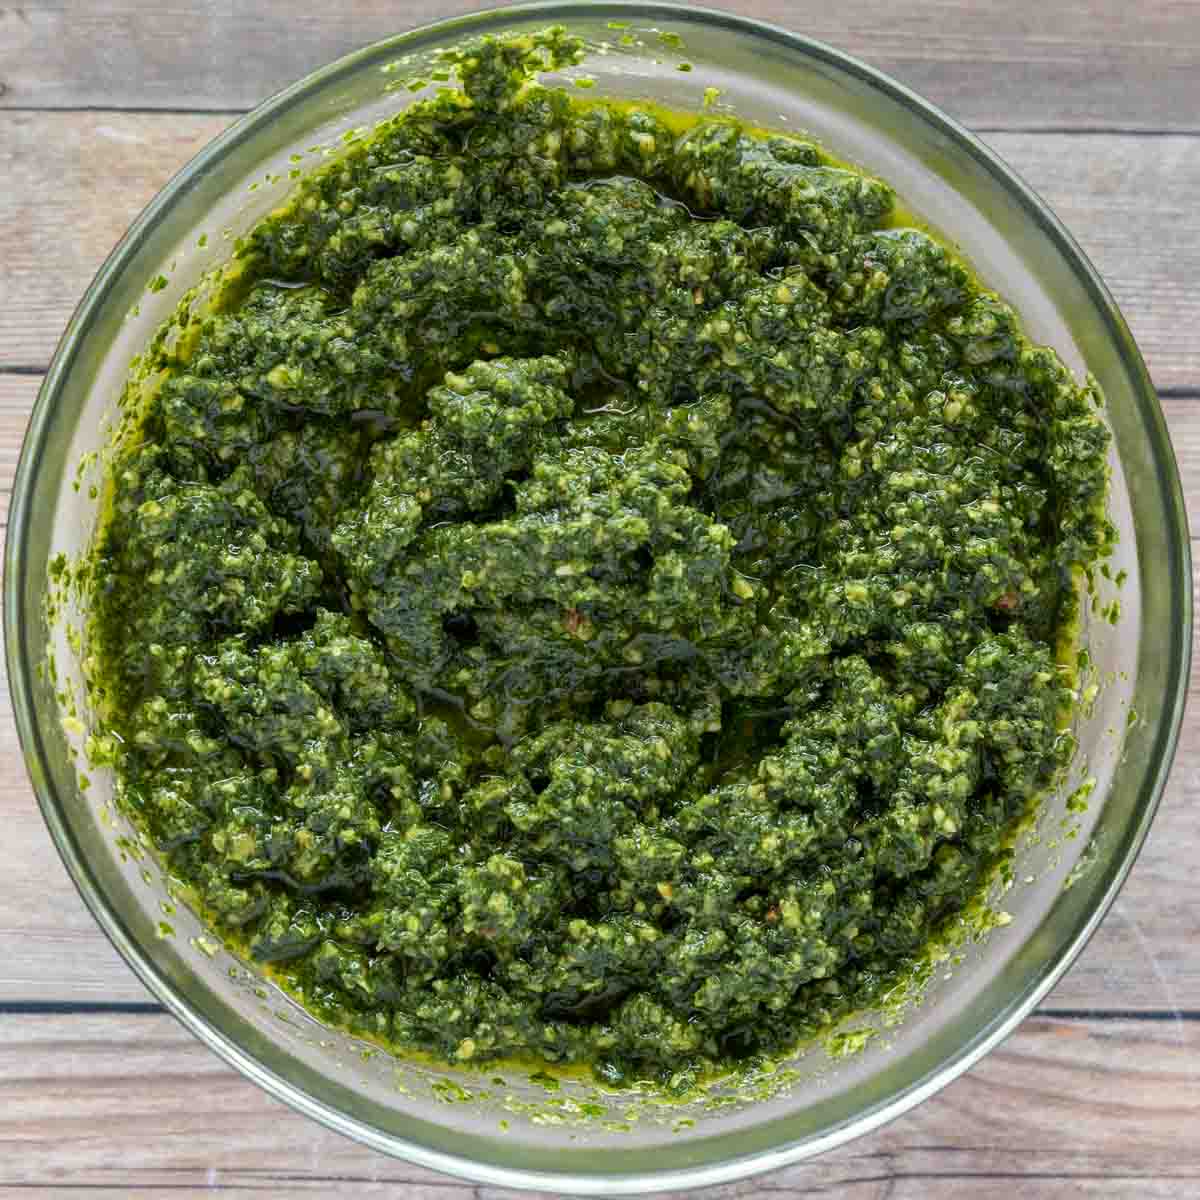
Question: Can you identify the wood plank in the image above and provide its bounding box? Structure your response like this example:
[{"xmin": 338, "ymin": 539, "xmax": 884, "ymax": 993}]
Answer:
[
  {"xmin": 0, "ymin": 1010, "xmax": 1196, "ymax": 1196},
  {"xmin": 2, "ymin": 113, "xmax": 1198, "ymax": 390},
  {"xmin": 0, "ymin": 373, "xmax": 36, "ymax": 530},
  {"xmin": 987, "ymin": 131, "xmax": 1200, "ymax": 399},
  {"xmin": 0, "ymin": 111, "xmax": 229, "ymax": 371},
  {"xmin": 1, "ymin": 0, "xmax": 1199, "ymax": 132},
  {"xmin": 0, "ymin": 399, "xmax": 1198, "ymax": 1007},
  {"xmin": 1167, "ymin": 396, "xmax": 1200, "ymax": 522}
]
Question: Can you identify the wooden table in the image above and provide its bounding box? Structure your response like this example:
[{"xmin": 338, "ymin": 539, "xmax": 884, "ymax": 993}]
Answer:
[{"xmin": 2, "ymin": 2, "xmax": 1198, "ymax": 1195}]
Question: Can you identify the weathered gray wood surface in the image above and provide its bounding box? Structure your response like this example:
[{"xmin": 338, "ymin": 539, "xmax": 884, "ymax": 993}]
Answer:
[
  {"xmin": 2, "ymin": 1011, "xmax": 1198, "ymax": 1198},
  {"xmin": 1, "ymin": 1, "xmax": 1198, "ymax": 1195},
  {"xmin": 1, "ymin": 0, "xmax": 1198, "ymax": 132}
]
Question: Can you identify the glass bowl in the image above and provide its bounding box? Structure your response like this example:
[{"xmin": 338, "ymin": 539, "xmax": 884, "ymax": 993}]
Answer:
[{"xmin": 5, "ymin": 2, "xmax": 1190, "ymax": 1192}]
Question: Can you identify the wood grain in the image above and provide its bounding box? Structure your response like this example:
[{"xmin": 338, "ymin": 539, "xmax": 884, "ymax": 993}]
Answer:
[
  {"xmin": 2, "ymin": 112, "xmax": 1198, "ymax": 389},
  {"xmin": 3, "ymin": 4, "xmax": 1200, "ymax": 1185},
  {"xmin": 0, "ymin": 367, "xmax": 1198, "ymax": 1008},
  {"xmin": 0, "ymin": 373, "xmax": 33, "ymax": 530},
  {"xmin": 2, "ymin": 0, "xmax": 1199, "ymax": 132},
  {"xmin": 0, "ymin": 111, "xmax": 229, "ymax": 370},
  {"xmin": 0, "ymin": 1010, "xmax": 1196, "ymax": 1196}
]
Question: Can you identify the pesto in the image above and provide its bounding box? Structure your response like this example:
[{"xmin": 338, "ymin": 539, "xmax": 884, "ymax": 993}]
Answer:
[{"xmin": 86, "ymin": 28, "xmax": 1112, "ymax": 1092}]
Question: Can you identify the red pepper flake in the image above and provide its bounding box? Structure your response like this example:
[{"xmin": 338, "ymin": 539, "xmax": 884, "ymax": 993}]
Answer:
[
  {"xmin": 564, "ymin": 607, "xmax": 585, "ymax": 636},
  {"xmin": 765, "ymin": 905, "xmax": 780, "ymax": 924},
  {"xmin": 995, "ymin": 592, "xmax": 1019, "ymax": 612}
]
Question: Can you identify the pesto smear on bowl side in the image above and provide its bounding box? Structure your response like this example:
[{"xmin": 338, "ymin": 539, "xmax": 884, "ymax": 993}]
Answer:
[{"xmin": 84, "ymin": 28, "xmax": 1113, "ymax": 1092}]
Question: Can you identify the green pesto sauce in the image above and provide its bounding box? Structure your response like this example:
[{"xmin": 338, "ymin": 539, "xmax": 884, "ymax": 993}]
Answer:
[{"xmin": 85, "ymin": 28, "xmax": 1113, "ymax": 1094}]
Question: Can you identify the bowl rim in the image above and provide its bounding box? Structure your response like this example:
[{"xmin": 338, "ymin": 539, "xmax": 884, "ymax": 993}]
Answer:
[{"xmin": 5, "ymin": 1, "xmax": 1192, "ymax": 1192}]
